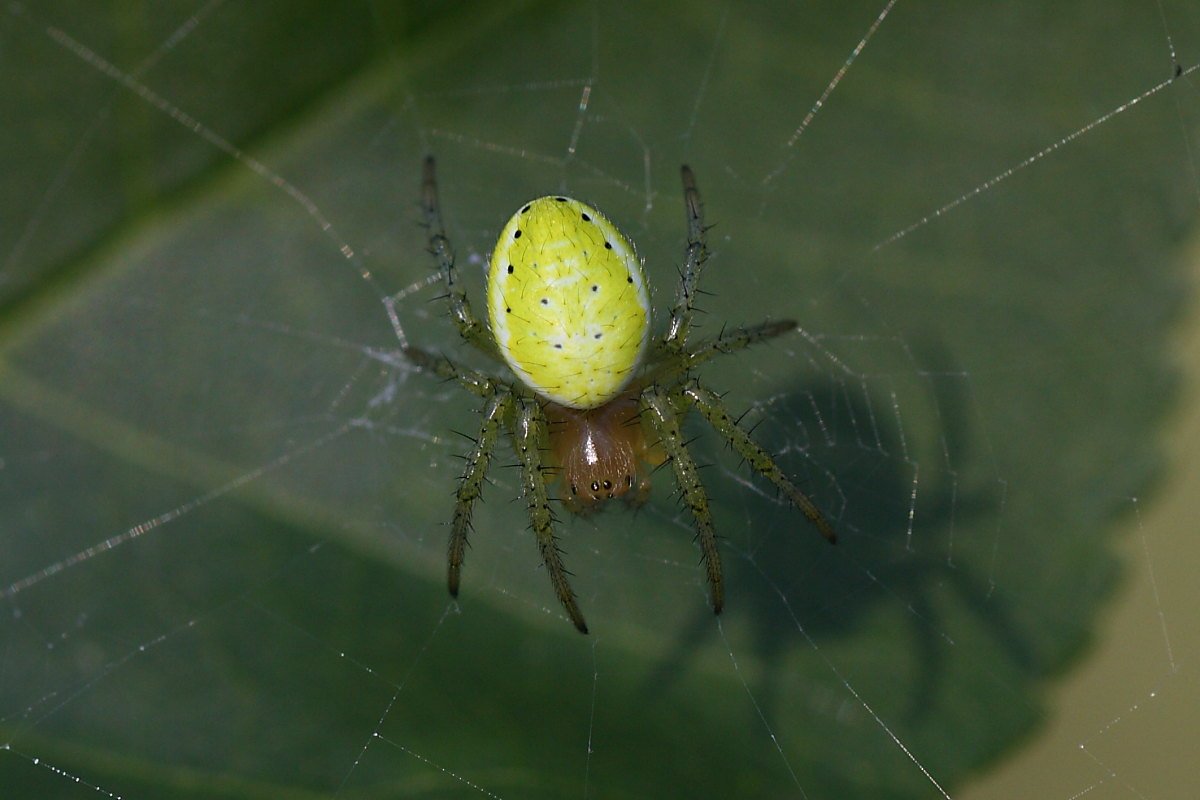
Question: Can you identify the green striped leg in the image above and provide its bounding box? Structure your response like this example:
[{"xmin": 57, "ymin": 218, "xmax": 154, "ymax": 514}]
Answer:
[
  {"xmin": 641, "ymin": 385, "xmax": 724, "ymax": 614},
  {"xmin": 511, "ymin": 395, "xmax": 588, "ymax": 633},
  {"xmin": 682, "ymin": 380, "xmax": 836, "ymax": 543}
]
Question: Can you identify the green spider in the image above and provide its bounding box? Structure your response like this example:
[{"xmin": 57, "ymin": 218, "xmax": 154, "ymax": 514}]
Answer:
[{"xmin": 404, "ymin": 157, "xmax": 835, "ymax": 633}]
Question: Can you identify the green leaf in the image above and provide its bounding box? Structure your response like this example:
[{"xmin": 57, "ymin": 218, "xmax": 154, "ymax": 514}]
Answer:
[{"xmin": 1, "ymin": 1, "xmax": 1191, "ymax": 798}]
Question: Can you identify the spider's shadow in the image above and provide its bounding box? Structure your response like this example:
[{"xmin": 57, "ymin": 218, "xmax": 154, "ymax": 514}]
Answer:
[{"xmin": 636, "ymin": 343, "xmax": 1038, "ymax": 721}]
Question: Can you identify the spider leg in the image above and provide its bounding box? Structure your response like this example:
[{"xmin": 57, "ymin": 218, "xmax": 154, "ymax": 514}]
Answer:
[
  {"xmin": 421, "ymin": 156, "xmax": 502, "ymax": 362},
  {"xmin": 447, "ymin": 389, "xmax": 512, "ymax": 597},
  {"xmin": 400, "ymin": 345, "xmax": 510, "ymax": 597},
  {"xmin": 682, "ymin": 379, "xmax": 836, "ymax": 544},
  {"xmin": 640, "ymin": 386, "xmax": 724, "ymax": 614},
  {"xmin": 402, "ymin": 345, "xmax": 496, "ymax": 398},
  {"xmin": 655, "ymin": 319, "xmax": 799, "ymax": 385},
  {"xmin": 663, "ymin": 165, "xmax": 708, "ymax": 352},
  {"xmin": 511, "ymin": 395, "xmax": 589, "ymax": 633}
]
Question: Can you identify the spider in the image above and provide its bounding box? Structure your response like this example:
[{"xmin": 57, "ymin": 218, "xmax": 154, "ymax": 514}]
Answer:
[{"xmin": 403, "ymin": 157, "xmax": 835, "ymax": 633}]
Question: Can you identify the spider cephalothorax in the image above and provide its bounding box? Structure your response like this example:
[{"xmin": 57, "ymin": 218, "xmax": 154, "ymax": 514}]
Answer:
[
  {"xmin": 543, "ymin": 390, "xmax": 660, "ymax": 511},
  {"xmin": 403, "ymin": 157, "xmax": 834, "ymax": 633}
]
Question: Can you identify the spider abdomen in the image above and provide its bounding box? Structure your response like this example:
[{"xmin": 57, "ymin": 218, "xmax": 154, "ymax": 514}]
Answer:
[{"xmin": 487, "ymin": 196, "xmax": 651, "ymax": 410}]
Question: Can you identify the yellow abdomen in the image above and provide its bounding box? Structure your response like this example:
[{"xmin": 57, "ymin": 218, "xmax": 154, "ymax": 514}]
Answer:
[{"xmin": 487, "ymin": 196, "xmax": 650, "ymax": 409}]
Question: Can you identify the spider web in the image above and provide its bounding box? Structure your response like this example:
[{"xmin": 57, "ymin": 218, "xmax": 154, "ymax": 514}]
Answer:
[{"xmin": 2, "ymin": 1, "xmax": 1198, "ymax": 797}]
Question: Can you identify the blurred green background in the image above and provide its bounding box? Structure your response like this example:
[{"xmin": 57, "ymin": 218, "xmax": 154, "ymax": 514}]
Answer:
[{"xmin": 2, "ymin": 1, "xmax": 1198, "ymax": 797}]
